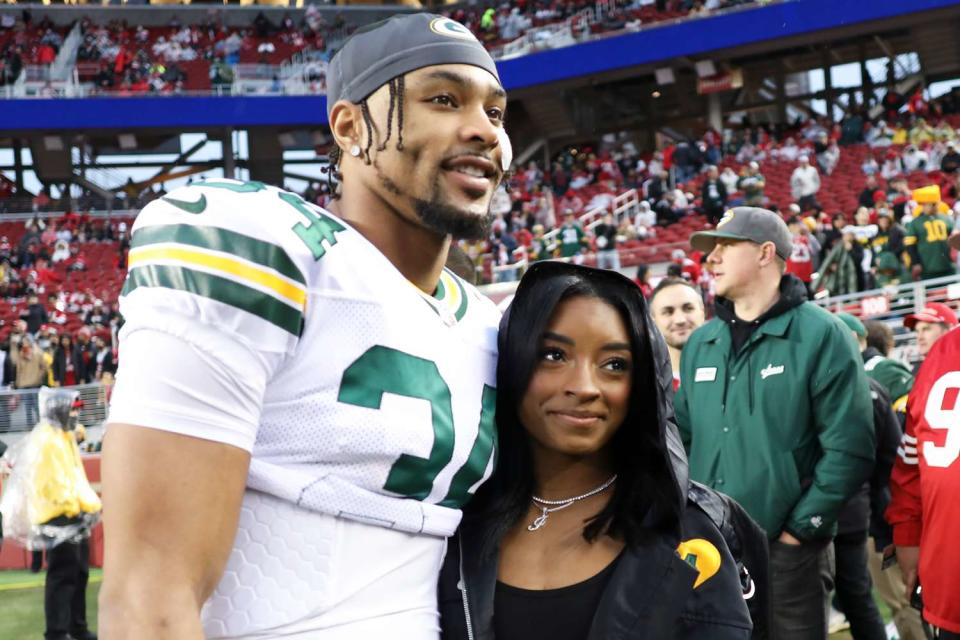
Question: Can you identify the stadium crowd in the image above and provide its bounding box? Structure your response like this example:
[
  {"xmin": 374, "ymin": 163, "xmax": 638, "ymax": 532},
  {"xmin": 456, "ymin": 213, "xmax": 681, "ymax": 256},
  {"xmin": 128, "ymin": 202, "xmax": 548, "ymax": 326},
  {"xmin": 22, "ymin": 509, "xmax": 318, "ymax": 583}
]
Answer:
[
  {"xmin": 0, "ymin": 213, "xmax": 123, "ymax": 420},
  {"xmin": 1, "ymin": 0, "xmax": 762, "ymax": 94}
]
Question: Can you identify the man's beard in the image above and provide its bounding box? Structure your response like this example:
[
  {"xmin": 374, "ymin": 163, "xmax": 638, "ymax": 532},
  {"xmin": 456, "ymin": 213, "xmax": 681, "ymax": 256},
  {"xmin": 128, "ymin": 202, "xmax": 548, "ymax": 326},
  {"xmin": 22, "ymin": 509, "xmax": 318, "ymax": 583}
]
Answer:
[
  {"xmin": 377, "ymin": 158, "xmax": 495, "ymax": 241},
  {"xmin": 413, "ymin": 195, "xmax": 492, "ymax": 241}
]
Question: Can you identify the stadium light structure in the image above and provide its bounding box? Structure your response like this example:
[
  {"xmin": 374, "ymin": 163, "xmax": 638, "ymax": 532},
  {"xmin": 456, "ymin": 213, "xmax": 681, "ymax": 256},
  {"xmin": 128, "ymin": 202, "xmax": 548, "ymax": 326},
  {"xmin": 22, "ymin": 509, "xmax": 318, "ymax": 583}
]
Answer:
[
  {"xmin": 695, "ymin": 60, "xmax": 717, "ymax": 78},
  {"xmin": 655, "ymin": 67, "xmax": 675, "ymax": 85}
]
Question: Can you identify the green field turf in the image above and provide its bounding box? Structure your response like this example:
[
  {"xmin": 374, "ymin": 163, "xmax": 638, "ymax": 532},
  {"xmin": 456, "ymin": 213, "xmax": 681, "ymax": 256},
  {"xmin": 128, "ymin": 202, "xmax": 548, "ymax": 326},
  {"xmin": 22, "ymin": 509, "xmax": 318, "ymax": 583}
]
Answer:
[
  {"xmin": 0, "ymin": 570, "xmax": 101, "ymax": 640},
  {"xmin": 0, "ymin": 569, "xmax": 888, "ymax": 639}
]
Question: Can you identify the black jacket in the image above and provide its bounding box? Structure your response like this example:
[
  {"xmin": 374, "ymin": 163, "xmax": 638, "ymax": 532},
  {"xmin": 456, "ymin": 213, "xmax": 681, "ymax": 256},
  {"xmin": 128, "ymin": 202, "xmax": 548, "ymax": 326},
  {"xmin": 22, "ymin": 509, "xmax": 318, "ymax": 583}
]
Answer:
[
  {"xmin": 439, "ymin": 482, "xmax": 759, "ymax": 640},
  {"xmin": 51, "ymin": 346, "xmax": 84, "ymax": 386},
  {"xmin": 832, "ymin": 378, "xmax": 899, "ymax": 549},
  {"xmin": 701, "ymin": 178, "xmax": 728, "ymax": 211}
]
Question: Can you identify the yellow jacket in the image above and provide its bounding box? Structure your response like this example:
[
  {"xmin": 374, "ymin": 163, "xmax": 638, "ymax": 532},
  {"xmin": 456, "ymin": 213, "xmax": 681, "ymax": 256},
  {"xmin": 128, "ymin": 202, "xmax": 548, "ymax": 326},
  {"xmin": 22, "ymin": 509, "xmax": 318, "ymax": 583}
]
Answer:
[{"xmin": 29, "ymin": 422, "xmax": 102, "ymax": 525}]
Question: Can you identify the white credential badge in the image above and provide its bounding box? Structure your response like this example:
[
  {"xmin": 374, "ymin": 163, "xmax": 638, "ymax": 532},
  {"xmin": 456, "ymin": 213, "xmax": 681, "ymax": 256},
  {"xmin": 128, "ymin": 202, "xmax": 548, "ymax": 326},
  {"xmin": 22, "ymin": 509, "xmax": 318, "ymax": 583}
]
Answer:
[{"xmin": 695, "ymin": 367, "xmax": 717, "ymax": 382}]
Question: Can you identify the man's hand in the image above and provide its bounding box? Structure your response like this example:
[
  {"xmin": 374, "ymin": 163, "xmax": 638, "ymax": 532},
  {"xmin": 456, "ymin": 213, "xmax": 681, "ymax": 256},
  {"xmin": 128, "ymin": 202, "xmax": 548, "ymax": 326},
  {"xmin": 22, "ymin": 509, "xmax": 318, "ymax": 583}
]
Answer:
[
  {"xmin": 911, "ymin": 264, "xmax": 923, "ymax": 281},
  {"xmin": 896, "ymin": 545, "xmax": 920, "ymax": 594},
  {"xmin": 778, "ymin": 531, "xmax": 802, "ymax": 546}
]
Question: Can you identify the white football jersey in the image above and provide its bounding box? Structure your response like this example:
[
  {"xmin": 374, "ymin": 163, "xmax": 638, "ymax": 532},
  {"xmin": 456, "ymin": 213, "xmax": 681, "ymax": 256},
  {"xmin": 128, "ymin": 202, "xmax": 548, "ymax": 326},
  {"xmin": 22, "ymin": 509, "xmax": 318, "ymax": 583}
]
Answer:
[{"xmin": 109, "ymin": 179, "xmax": 500, "ymax": 636}]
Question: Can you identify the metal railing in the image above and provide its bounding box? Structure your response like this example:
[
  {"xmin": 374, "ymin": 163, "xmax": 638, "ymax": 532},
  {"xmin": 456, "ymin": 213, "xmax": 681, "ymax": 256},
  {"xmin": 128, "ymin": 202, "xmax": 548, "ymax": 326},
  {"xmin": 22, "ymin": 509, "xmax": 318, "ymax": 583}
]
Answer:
[
  {"xmin": 489, "ymin": 187, "xmax": 647, "ymax": 283},
  {"xmin": 813, "ymin": 273, "xmax": 960, "ymax": 323},
  {"xmin": 0, "ymin": 383, "xmax": 111, "ymax": 435},
  {"xmin": 814, "ymin": 273, "xmax": 960, "ymax": 366}
]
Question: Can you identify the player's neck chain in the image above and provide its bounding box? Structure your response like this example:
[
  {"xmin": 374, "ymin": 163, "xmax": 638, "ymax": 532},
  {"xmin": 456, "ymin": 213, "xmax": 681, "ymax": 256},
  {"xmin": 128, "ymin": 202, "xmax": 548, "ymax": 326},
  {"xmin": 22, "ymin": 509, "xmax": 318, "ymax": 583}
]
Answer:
[{"xmin": 527, "ymin": 475, "xmax": 618, "ymax": 532}]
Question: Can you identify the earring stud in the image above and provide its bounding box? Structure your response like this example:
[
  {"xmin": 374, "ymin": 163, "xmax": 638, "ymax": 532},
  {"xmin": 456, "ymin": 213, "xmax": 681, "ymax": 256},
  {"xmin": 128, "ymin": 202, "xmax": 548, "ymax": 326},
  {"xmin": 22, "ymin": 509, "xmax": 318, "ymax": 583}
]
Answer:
[{"xmin": 350, "ymin": 144, "xmax": 361, "ymax": 157}]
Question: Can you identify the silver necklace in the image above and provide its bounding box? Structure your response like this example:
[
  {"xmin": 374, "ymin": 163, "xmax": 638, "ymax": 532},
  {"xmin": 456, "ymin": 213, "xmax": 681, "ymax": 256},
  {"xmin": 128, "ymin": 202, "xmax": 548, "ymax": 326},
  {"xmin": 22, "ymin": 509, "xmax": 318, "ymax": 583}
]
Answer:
[{"xmin": 527, "ymin": 474, "xmax": 618, "ymax": 532}]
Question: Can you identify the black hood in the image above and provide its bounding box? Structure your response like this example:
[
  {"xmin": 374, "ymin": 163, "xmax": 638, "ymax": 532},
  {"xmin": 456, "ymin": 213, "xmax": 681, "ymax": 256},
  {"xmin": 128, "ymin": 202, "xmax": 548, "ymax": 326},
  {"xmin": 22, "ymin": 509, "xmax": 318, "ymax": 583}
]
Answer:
[
  {"xmin": 715, "ymin": 273, "xmax": 808, "ymax": 327},
  {"xmin": 862, "ymin": 346, "xmax": 884, "ymax": 363}
]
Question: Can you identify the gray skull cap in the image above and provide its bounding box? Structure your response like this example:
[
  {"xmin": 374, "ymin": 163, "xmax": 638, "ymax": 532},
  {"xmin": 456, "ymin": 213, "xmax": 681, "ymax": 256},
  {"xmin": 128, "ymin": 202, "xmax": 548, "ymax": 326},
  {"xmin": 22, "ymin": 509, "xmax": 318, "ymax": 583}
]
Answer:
[{"xmin": 326, "ymin": 13, "xmax": 501, "ymax": 119}]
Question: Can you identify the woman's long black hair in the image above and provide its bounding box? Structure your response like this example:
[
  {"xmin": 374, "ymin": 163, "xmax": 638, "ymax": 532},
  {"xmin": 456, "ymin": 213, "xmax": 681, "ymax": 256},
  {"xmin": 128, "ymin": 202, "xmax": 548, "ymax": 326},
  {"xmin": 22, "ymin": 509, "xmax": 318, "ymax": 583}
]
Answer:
[{"xmin": 466, "ymin": 261, "xmax": 685, "ymax": 548}]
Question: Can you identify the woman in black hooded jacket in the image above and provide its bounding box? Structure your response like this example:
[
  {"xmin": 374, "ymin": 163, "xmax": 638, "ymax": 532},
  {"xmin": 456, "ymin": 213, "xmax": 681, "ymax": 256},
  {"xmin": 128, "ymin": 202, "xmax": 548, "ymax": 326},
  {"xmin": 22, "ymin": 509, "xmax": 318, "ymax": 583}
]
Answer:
[{"xmin": 438, "ymin": 261, "xmax": 761, "ymax": 640}]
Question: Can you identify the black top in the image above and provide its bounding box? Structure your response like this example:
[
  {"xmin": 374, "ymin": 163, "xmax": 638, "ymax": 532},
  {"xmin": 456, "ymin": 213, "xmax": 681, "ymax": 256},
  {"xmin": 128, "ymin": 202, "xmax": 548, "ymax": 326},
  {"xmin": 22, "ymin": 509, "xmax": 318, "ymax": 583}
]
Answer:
[{"xmin": 493, "ymin": 554, "xmax": 622, "ymax": 640}]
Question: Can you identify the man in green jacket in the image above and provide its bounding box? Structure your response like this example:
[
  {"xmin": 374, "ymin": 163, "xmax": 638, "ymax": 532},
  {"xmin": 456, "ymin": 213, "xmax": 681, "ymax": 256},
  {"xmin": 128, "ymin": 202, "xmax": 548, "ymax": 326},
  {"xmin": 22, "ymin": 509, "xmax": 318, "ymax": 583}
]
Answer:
[{"xmin": 675, "ymin": 207, "xmax": 875, "ymax": 640}]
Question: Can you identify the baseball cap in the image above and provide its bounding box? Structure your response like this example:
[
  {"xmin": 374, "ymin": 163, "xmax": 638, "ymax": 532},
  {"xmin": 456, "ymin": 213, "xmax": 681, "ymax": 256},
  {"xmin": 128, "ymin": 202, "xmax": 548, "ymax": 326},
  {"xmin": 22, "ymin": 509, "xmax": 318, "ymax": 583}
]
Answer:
[
  {"xmin": 903, "ymin": 302, "xmax": 958, "ymax": 329},
  {"xmin": 689, "ymin": 207, "xmax": 793, "ymax": 261},
  {"xmin": 326, "ymin": 13, "xmax": 500, "ymax": 119},
  {"xmin": 835, "ymin": 312, "xmax": 866, "ymax": 338}
]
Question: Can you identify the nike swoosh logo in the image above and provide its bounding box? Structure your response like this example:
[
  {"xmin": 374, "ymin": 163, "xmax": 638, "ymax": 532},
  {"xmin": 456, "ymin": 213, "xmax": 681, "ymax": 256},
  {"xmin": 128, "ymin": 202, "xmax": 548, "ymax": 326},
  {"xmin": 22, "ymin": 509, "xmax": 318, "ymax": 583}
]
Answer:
[{"xmin": 162, "ymin": 194, "xmax": 207, "ymax": 214}]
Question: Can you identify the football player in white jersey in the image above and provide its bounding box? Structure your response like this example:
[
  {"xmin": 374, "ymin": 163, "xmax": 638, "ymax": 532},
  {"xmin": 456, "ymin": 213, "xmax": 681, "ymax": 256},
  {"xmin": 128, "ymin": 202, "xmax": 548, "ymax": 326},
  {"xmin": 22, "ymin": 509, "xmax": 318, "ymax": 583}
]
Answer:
[{"xmin": 99, "ymin": 13, "xmax": 510, "ymax": 640}]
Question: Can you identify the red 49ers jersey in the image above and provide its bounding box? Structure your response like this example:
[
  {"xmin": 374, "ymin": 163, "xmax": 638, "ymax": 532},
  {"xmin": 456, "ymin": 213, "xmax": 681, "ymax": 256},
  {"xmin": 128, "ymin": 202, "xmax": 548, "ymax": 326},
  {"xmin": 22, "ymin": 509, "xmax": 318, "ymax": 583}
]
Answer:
[
  {"xmin": 886, "ymin": 327, "xmax": 960, "ymax": 633},
  {"xmin": 786, "ymin": 235, "xmax": 814, "ymax": 283}
]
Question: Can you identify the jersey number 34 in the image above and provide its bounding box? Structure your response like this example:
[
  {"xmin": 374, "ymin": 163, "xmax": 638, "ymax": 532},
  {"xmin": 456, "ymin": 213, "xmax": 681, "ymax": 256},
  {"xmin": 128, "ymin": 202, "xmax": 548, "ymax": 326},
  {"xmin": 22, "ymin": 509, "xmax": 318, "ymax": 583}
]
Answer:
[{"xmin": 338, "ymin": 345, "xmax": 496, "ymax": 509}]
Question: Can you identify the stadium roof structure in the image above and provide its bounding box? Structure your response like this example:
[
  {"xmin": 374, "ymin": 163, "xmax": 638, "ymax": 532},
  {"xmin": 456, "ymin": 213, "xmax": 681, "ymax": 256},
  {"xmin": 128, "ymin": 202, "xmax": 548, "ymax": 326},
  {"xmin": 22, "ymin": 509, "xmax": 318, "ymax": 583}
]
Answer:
[{"xmin": 4, "ymin": 0, "xmax": 960, "ymax": 199}]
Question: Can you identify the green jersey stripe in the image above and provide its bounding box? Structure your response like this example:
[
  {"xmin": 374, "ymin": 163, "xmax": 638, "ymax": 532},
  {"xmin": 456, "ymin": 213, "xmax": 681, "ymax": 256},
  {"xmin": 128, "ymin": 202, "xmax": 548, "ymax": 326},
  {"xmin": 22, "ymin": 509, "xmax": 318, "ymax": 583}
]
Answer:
[
  {"xmin": 131, "ymin": 224, "xmax": 306, "ymax": 285},
  {"xmin": 123, "ymin": 263, "xmax": 304, "ymax": 336}
]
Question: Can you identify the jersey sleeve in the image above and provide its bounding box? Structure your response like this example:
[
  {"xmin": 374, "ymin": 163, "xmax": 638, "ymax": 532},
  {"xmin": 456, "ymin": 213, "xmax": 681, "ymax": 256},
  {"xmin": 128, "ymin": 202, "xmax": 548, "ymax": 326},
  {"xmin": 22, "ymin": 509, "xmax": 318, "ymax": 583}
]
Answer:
[
  {"xmin": 121, "ymin": 182, "xmax": 310, "ymax": 356},
  {"xmin": 903, "ymin": 219, "xmax": 918, "ymax": 246},
  {"xmin": 109, "ymin": 180, "xmax": 314, "ymax": 449}
]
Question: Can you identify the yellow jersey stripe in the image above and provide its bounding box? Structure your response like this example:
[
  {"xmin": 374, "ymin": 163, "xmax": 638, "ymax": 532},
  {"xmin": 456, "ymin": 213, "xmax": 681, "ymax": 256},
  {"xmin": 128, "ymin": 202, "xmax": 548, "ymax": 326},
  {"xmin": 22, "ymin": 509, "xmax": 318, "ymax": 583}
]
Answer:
[{"xmin": 129, "ymin": 246, "xmax": 307, "ymax": 308}]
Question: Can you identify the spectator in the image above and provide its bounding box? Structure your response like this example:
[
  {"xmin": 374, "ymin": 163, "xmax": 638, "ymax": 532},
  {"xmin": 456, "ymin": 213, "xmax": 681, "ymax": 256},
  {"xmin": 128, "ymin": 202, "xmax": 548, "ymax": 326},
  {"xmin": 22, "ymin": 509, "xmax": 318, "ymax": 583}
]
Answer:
[
  {"xmin": 92, "ymin": 335, "xmax": 114, "ymax": 381},
  {"xmin": 10, "ymin": 334, "xmax": 49, "ymax": 425},
  {"xmin": 814, "ymin": 230, "xmax": 859, "ymax": 297},
  {"xmin": 905, "ymin": 186, "xmax": 955, "ymax": 281},
  {"xmin": 903, "ymin": 302, "xmax": 958, "ymax": 370},
  {"xmin": 866, "ymin": 120, "xmax": 895, "ymax": 148},
  {"xmin": 790, "ymin": 155, "xmax": 821, "ymax": 212},
  {"xmin": 22, "ymin": 294, "xmax": 48, "ymax": 335},
  {"xmin": 644, "ymin": 170, "xmax": 669, "ymax": 203},
  {"xmin": 700, "ymin": 165, "xmax": 728, "ymax": 225},
  {"xmin": 633, "ymin": 200, "xmax": 656, "ymax": 239},
  {"xmin": 785, "ymin": 216, "xmax": 817, "ymax": 297},
  {"xmin": 870, "ymin": 211, "xmax": 906, "ymax": 270},
  {"xmin": 940, "ymin": 142, "xmax": 960, "ymax": 174},
  {"xmin": 820, "ymin": 140, "xmax": 841, "ymax": 176},
  {"xmin": 677, "ymin": 207, "xmax": 874, "ymax": 640},
  {"xmin": 865, "ymin": 319, "xmax": 896, "ymax": 358},
  {"xmin": 886, "ymin": 320, "xmax": 960, "ymax": 639},
  {"xmin": 527, "ymin": 224, "xmax": 553, "ymax": 262},
  {"xmin": 861, "ymin": 154, "xmax": 879, "ymax": 177},
  {"xmin": 881, "ymin": 151, "xmax": 904, "ymax": 181},
  {"xmin": 859, "ymin": 175, "xmax": 882, "ymax": 209},
  {"xmin": 901, "ymin": 145, "xmax": 928, "ymax": 173},
  {"xmin": 634, "ymin": 264, "xmax": 653, "ymax": 298},
  {"xmin": 670, "ymin": 249, "xmax": 700, "ymax": 283},
  {"xmin": 737, "ymin": 161, "xmax": 765, "ymax": 206},
  {"xmin": 592, "ymin": 212, "xmax": 620, "ymax": 270},
  {"xmin": 650, "ymin": 188, "xmax": 677, "ymax": 226},
  {"xmin": 649, "ymin": 277, "xmax": 705, "ymax": 392},
  {"xmin": 72, "ymin": 329, "xmax": 96, "ymax": 385},
  {"xmin": 557, "ymin": 189, "xmax": 584, "ymax": 216},
  {"xmin": 52, "ymin": 335, "xmax": 81, "ymax": 388},
  {"xmin": 556, "ymin": 211, "xmax": 587, "ymax": 260},
  {"xmin": 719, "ymin": 166, "xmax": 740, "ymax": 196},
  {"xmin": 832, "ymin": 313, "xmax": 905, "ymax": 640}
]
